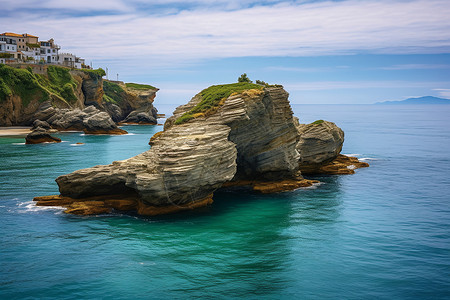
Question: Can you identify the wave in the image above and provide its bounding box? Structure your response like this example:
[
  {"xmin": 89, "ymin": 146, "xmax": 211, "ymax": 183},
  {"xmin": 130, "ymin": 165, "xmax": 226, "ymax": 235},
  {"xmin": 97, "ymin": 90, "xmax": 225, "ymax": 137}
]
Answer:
[
  {"xmin": 359, "ymin": 157, "xmax": 379, "ymax": 161},
  {"xmin": 12, "ymin": 142, "xmax": 25, "ymax": 145},
  {"xmin": 17, "ymin": 200, "xmax": 65, "ymax": 214},
  {"xmin": 70, "ymin": 143, "xmax": 84, "ymax": 146},
  {"xmin": 299, "ymin": 181, "xmax": 324, "ymax": 190}
]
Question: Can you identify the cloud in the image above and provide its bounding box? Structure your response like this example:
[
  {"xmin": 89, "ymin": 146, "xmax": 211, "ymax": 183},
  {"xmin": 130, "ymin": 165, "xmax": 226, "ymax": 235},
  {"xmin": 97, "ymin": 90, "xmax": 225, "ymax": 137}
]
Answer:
[
  {"xmin": 1, "ymin": 0, "xmax": 450, "ymax": 71},
  {"xmin": 433, "ymin": 89, "xmax": 450, "ymax": 98},
  {"xmin": 379, "ymin": 64, "xmax": 450, "ymax": 70},
  {"xmin": 284, "ymin": 80, "xmax": 450, "ymax": 91}
]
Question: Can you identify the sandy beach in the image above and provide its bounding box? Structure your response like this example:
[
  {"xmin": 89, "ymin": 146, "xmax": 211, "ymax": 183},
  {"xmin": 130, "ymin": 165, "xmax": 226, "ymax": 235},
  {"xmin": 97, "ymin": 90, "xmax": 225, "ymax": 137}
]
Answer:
[{"xmin": 0, "ymin": 127, "xmax": 32, "ymax": 136}]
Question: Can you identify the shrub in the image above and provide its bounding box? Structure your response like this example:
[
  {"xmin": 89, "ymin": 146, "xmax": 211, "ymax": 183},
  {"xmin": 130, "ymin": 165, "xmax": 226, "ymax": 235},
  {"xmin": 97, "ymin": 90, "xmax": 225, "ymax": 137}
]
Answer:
[
  {"xmin": 311, "ymin": 120, "xmax": 324, "ymax": 125},
  {"xmin": 238, "ymin": 73, "xmax": 252, "ymax": 83}
]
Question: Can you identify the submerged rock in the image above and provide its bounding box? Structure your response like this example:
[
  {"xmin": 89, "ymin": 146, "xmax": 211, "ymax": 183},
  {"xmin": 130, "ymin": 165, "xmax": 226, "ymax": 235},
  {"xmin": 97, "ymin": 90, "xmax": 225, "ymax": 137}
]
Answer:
[{"xmin": 25, "ymin": 127, "xmax": 61, "ymax": 144}]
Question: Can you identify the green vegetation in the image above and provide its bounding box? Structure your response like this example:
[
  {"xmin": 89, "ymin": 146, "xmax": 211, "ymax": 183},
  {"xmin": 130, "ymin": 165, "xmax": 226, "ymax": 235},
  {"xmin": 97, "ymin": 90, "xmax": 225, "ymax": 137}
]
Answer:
[
  {"xmin": 0, "ymin": 64, "xmax": 49, "ymax": 105},
  {"xmin": 175, "ymin": 82, "xmax": 263, "ymax": 125},
  {"xmin": 125, "ymin": 82, "xmax": 156, "ymax": 90},
  {"xmin": 26, "ymin": 43, "xmax": 40, "ymax": 48},
  {"xmin": 311, "ymin": 120, "xmax": 324, "ymax": 125},
  {"xmin": 0, "ymin": 64, "xmax": 79, "ymax": 106},
  {"xmin": 81, "ymin": 68, "xmax": 106, "ymax": 80},
  {"xmin": 0, "ymin": 53, "xmax": 14, "ymax": 58},
  {"xmin": 238, "ymin": 73, "xmax": 252, "ymax": 83},
  {"xmin": 103, "ymin": 80, "xmax": 124, "ymax": 104}
]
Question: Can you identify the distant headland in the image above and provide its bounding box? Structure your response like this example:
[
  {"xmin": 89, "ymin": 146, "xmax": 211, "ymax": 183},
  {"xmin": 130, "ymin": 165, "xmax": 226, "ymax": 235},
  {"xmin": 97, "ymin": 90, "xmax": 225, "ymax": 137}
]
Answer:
[{"xmin": 375, "ymin": 96, "xmax": 450, "ymax": 105}]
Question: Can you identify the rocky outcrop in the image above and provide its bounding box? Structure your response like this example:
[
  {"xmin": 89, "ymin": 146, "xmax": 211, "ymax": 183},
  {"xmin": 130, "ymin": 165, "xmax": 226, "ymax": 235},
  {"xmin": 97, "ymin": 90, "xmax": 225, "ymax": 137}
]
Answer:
[
  {"xmin": 36, "ymin": 85, "xmax": 319, "ymax": 215},
  {"xmin": 25, "ymin": 127, "xmax": 61, "ymax": 144},
  {"xmin": 121, "ymin": 111, "xmax": 157, "ymax": 124},
  {"xmin": 296, "ymin": 120, "xmax": 344, "ymax": 173},
  {"xmin": 34, "ymin": 84, "xmax": 368, "ymax": 216},
  {"xmin": 295, "ymin": 120, "xmax": 369, "ymax": 174},
  {"xmin": 34, "ymin": 105, "xmax": 127, "ymax": 135}
]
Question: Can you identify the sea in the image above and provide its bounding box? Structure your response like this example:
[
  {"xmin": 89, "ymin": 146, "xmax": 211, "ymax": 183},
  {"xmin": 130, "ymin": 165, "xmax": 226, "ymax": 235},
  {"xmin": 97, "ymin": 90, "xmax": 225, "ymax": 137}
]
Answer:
[{"xmin": 0, "ymin": 104, "xmax": 449, "ymax": 299}]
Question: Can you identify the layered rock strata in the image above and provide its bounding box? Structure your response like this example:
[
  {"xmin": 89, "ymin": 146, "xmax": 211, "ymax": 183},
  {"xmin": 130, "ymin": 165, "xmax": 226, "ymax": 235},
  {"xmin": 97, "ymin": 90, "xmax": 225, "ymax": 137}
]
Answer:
[
  {"xmin": 35, "ymin": 85, "xmax": 368, "ymax": 216},
  {"xmin": 36, "ymin": 86, "xmax": 319, "ymax": 215}
]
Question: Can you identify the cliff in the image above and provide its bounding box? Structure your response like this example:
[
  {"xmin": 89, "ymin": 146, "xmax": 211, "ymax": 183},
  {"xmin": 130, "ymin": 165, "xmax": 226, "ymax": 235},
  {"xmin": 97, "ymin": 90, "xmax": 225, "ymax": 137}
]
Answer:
[
  {"xmin": 34, "ymin": 83, "xmax": 368, "ymax": 215},
  {"xmin": 0, "ymin": 64, "xmax": 158, "ymax": 127}
]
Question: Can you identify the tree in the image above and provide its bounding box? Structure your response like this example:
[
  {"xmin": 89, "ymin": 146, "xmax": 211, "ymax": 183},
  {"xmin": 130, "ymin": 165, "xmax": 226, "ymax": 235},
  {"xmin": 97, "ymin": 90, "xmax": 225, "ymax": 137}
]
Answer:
[{"xmin": 238, "ymin": 73, "xmax": 252, "ymax": 83}]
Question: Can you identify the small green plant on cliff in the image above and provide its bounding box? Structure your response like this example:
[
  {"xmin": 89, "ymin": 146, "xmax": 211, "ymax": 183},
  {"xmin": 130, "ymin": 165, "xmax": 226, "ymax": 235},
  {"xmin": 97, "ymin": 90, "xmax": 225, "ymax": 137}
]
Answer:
[
  {"xmin": 125, "ymin": 82, "xmax": 156, "ymax": 90},
  {"xmin": 311, "ymin": 120, "xmax": 324, "ymax": 125},
  {"xmin": 174, "ymin": 82, "xmax": 263, "ymax": 125},
  {"xmin": 103, "ymin": 80, "xmax": 125, "ymax": 104},
  {"xmin": 238, "ymin": 73, "xmax": 252, "ymax": 83}
]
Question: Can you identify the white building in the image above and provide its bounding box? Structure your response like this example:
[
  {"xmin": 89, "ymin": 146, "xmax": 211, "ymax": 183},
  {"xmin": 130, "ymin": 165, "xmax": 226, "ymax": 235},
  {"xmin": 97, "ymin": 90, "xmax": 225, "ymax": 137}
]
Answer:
[{"xmin": 39, "ymin": 38, "xmax": 59, "ymax": 64}]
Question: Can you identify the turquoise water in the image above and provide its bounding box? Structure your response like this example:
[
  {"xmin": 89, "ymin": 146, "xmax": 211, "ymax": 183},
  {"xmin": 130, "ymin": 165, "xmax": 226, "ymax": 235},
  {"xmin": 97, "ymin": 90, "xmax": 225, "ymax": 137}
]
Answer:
[{"xmin": 1, "ymin": 105, "xmax": 449, "ymax": 299}]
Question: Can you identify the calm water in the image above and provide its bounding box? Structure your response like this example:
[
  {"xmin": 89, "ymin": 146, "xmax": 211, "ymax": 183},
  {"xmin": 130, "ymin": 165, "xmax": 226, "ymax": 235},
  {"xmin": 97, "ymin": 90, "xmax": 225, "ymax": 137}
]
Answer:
[{"xmin": 1, "ymin": 105, "xmax": 449, "ymax": 299}]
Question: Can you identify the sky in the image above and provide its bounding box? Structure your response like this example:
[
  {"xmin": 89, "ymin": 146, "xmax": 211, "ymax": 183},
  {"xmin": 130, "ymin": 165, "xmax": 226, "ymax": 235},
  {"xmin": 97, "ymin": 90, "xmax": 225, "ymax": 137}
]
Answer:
[{"xmin": 1, "ymin": 0, "xmax": 450, "ymax": 104}]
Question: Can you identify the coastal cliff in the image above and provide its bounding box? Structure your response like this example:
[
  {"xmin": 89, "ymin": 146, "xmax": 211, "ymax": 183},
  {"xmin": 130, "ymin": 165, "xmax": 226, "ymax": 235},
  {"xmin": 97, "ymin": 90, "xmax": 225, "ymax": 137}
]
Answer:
[
  {"xmin": 34, "ymin": 83, "xmax": 368, "ymax": 215},
  {"xmin": 0, "ymin": 64, "xmax": 158, "ymax": 128}
]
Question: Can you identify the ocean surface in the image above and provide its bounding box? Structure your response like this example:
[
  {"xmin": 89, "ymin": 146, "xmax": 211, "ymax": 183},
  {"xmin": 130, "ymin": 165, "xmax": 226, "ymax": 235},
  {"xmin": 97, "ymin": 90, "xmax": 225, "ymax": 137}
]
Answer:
[{"xmin": 1, "ymin": 104, "xmax": 449, "ymax": 299}]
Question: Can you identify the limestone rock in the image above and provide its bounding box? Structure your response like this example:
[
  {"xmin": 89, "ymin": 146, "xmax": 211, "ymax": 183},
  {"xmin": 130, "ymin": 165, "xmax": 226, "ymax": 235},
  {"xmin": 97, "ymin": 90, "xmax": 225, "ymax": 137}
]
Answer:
[
  {"xmin": 25, "ymin": 127, "xmax": 61, "ymax": 144},
  {"xmin": 296, "ymin": 120, "xmax": 344, "ymax": 173}
]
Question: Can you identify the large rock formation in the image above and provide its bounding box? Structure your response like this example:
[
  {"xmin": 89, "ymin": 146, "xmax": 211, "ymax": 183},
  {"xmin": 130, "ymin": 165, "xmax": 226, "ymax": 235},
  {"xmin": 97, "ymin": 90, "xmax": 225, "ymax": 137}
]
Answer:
[
  {"xmin": 35, "ymin": 84, "xmax": 318, "ymax": 215},
  {"xmin": 34, "ymin": 83, "xmax": 368, "ymax": 215}
]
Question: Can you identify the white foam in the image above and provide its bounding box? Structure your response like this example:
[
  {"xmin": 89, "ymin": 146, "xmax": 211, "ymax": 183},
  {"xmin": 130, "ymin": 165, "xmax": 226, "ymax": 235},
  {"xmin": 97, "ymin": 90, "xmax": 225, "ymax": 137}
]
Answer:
[
  {"xmin": 12, "ymin": 142, "xmax": 25, "ymax": 145},
  {"xmin": 343, "ymin": 153, "xmax": 361, "ymax": 157},
  {"xmin": 298, "ymin": 181, "xmax": 324, "ymax": 190},
  {"xmin": 347, "ymin": 164, "xmax": 357, "ymax": 170},
  {"xmin": 17, "ymin": 200, "xmax": 65, "ymax": 213},
  {"xmin": 70, "ymin": 143, "xmax": 84, "ymax": 146},
  {"xmin": 359, "ymin": 157, "xmax": 378, "ymax": 161}
]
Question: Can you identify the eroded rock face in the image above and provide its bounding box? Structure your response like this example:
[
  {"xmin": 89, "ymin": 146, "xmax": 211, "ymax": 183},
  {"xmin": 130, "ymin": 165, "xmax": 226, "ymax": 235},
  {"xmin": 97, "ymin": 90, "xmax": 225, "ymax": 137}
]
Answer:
[{"xmin": 296, "ymin": 120, "xmax": 344, "ymax": 173}]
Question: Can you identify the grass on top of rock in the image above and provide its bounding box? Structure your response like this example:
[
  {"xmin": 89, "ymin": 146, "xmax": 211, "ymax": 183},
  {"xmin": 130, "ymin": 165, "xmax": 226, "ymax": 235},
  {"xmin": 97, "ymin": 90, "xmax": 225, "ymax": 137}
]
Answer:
[
  {"xmin": 81, "ymin": 68, "xmax": 106, "ymax": 80},
  {"xmin": 311, "ymin": 120, "xmax": 324, "ymax": 125},
  {"xmin": 103, "ymin": 81, "xmax": 125, "ymax": 104},
  {"xmin": 0, "ymin": 64, "xmax": 80, "ymax": 106},
  {"xmin": 0, "ymin": 64, "xmax": 49, "ymax": 106},
  {"xmin": 175, "ymin": 82, "xmax": 263, "ymax": 125},
  {"xmin": 125, "ymin": 82, "xmax": 157, "ymax": 90}
]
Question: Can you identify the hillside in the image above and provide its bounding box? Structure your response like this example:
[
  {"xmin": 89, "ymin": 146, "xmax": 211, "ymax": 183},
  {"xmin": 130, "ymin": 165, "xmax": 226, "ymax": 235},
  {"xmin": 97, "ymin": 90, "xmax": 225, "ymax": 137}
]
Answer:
[
  {"xmin": 0, "ymin": 64, "xmax": 158, "ymax": 126},
  {"xmin": 375, "ymin": 96, "xmax": 450, "ymax": 105}
]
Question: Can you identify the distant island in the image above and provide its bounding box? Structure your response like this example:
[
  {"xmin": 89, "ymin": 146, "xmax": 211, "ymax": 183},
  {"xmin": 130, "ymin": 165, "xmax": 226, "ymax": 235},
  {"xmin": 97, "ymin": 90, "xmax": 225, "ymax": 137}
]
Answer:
[{"xmin": 375, "ymin": 96, "xmax": 450, "ymax": 105}]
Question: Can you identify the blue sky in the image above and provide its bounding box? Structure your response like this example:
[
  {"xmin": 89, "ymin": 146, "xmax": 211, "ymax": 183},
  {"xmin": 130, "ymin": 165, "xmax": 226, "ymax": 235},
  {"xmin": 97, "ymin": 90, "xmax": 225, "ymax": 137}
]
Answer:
[{"xmin": 1, "ymin": 0, "xmax": 450, "ymax": 104}]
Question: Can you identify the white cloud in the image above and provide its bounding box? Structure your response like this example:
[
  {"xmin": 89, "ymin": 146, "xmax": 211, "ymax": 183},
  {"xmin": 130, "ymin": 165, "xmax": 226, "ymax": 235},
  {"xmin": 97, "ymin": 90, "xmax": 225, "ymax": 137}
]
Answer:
[
  {"xmin": 433, "ymin": 89, "xmax": 450, "ymax": 98},
  {"xmin": 380, "ymin": 64, "xmax": 450, "ymax": 70},
  {"xmin": 284, "ymin": 80, "xmax": 450, "ymax": 91},
  {"xmin": 1, "ymin": 0, "xmax": 450, "ymax": 70}
]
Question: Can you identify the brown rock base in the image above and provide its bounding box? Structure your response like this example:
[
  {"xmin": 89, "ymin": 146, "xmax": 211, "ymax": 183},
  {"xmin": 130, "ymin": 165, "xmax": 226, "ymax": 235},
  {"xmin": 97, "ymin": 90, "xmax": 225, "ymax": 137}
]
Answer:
[
  {"xmin": 25, "ymin": 136, "xmax": 62, "ymax": 144},
  {"xmin": 33, "ymin": 194, "xmax": 213, "ymax": 216},
  {"xmin": 83, "ymin": 128, "xmax": 128, "ymax": 135},
  {"xmin": 222, "ymin": 178, "xmax": 320, "ymax": 193},
  {"xmin": 301, "ymin": 154, "xmax": 369, "ymax": 175}
]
